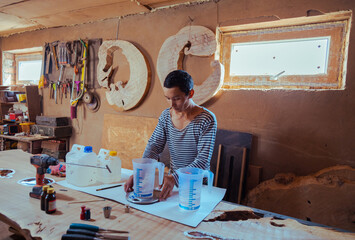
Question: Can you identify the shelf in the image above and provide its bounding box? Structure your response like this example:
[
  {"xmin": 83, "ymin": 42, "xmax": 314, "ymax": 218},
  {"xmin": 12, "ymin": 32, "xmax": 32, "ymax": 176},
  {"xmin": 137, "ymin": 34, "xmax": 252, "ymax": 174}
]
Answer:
[{"xmin": 0, "ymin": 86, "xmax": 41, "ymax": 122}]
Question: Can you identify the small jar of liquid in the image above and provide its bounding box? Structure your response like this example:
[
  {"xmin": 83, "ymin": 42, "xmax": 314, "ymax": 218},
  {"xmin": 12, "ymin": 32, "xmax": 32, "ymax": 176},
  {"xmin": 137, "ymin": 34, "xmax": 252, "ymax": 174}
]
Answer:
[
  {"xmin": 45, "ymin": 188, "xmax": 56, "ymax": 214},
  {"xmin": 40, "ymin": 185, "xmax": 49, "ymax": 211}
]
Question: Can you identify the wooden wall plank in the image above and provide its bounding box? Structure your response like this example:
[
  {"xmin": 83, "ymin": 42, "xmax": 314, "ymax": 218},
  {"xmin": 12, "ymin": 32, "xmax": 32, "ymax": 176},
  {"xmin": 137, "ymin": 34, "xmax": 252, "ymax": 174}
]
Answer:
[{"xmin": 101, "ymin": 114, "xmax": 158, "ymax": 169}]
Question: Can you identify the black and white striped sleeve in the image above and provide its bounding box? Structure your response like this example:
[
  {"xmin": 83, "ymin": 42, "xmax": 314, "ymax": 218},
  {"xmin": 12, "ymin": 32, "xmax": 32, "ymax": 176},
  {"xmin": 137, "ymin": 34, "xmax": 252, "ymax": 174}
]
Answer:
[{"xmin": 142, "ymin": 111, "xmax": 167, "ymax": 160}]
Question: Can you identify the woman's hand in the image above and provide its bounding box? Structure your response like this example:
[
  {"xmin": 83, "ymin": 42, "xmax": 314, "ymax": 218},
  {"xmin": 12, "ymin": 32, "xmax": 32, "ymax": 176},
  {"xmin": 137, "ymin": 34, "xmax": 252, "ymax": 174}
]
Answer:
[
  {"xmin": 124, "ymin": 175, "xmax": 134, "ymax": 192},
  {"xmin": 159, "ymin": 175, "xmax": 176, "ymax": 201}
]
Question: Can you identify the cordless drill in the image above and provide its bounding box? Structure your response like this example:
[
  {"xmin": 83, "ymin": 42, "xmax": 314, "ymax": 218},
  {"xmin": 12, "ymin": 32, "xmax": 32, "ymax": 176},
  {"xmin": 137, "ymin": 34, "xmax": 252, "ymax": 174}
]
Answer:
[{"xmin": 29, "ymin": 154, "xmax": 59, "ymax": 199}]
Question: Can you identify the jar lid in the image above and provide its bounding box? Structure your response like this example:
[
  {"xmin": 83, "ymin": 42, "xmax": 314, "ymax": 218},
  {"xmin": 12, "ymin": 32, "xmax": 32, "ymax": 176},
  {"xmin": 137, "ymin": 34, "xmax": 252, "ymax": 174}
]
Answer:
[
  {"xmin": 109, "ymin": 151, "xmax": 117, "ymax": 156},
  {"xmin": 47, "ymin": 188, "xmax": 55, "ymax": 194},
  {"xmin": 84, "ymin": 146, "xmax": 93, "ymax": 153}
]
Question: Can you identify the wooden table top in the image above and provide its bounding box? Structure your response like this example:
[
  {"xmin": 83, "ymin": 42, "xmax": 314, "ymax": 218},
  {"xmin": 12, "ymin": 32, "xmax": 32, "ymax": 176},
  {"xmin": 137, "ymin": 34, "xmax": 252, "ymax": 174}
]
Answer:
[
  {"xmin": 0, "ymin": 150, "xmax": 354, "ymax": 240},
  {"xmin": 0, "ymin": 134, "xmax": 57, "ymax": 142}
]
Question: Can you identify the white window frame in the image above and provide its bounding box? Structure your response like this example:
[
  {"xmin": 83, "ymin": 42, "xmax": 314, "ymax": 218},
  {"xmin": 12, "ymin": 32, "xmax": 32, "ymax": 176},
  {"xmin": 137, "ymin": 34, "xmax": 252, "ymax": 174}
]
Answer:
[
  {"xmin": 2, "ymin": 46, "xmax": 42, "ymax": 86},
  {"xmin": 216, "ymin": 11, "xmax": 352, "ymax": 90}
]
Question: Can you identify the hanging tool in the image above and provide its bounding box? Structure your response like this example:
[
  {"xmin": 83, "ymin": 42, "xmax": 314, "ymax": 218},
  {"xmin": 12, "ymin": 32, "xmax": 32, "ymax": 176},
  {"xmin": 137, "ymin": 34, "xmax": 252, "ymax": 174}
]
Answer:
[
  {"xmin": 83, "ymin": 91, "xmax": 100, "ymax": 112},
  {"xmin": 54, "ymin": 83, "xmax": 57, "ymax": 104},
  {"xmin": 69, "ymin": 223, "xmax": 129, "ymax": 234},
  {"xmin": 29, "ymin": 154, "xmax": 59, "ymax": 199},
  {"xmin": 57, "ymin": 42, "xmax": 69, "ymax": 104},
  {"xmin": 66, "ymin": 229, "xmax": 129, "ymax": 240},
  {"xmin": 39, "ymin": 43, "xmax": 49, "ymax": 89},
  {"xmin": 70, "ymin": 39, "xmax": 88, "ymax": 119},
  {"xmin": 50, "ymin": 41, "xmax": 59, "ymax": 71}
]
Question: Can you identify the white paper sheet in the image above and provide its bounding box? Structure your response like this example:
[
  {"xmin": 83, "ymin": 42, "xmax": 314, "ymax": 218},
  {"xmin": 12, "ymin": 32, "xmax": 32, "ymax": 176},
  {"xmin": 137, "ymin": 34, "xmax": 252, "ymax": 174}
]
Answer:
[{"xmin": 57, "ymin": 169, "xmax": 226, "ymax": 227}]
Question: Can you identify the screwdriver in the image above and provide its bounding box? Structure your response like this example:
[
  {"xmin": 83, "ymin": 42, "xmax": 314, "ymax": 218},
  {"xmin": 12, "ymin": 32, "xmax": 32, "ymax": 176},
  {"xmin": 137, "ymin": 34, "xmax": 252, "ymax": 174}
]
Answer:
[
  {"xmin": 69, "ymin": 223, "xmax": 128, "ymax": 234},
  {"xmin": 61, "ymin": 234, "xmax": 130, "ymax": 240},
  {"xmin": 67, "ymin": 229, "xmax": 128, "ymax": 240}
]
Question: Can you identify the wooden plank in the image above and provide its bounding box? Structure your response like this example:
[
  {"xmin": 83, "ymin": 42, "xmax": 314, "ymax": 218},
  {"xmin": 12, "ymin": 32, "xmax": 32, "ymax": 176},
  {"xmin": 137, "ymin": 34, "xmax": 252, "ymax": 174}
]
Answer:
[
  {"xmin": 210, "ymin": 129, "xmax": 252, "ymax": 176},
  {"xmin": 25, "ymin": 85, "xmax": 41, "ymax": 122},
  {"xmin": 218, "ymin": 10, "xmax": 352, "ymax": 33},
  {"xmin": 238, "ymin": 147, "xmax": 247, "ymax": 204},
  {"xmin": 101, "ymin": 114, "xmax": 158, "ymax": 169},
  {"xmin": 213, "ymin": 144, "xmax": 222, "ymax": 187},
  {"xmin": 246, "ymin": 165, "xmax": 263, "ymax": 191},
  {"xmin": 216, "ymin": 145, "xmax": 245, "ymax": 203}
]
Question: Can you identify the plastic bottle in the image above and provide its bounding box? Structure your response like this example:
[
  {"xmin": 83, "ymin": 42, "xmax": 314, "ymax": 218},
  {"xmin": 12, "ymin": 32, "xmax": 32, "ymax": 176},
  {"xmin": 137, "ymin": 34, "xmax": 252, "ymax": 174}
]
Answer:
[
  {"xmin": 85, "ymin": 208, "xmax": 91, "ymax": 220},
  {"xmin": 72, "ymin": 146, "xmax": 98, "ymax": 187},
  {"xmin": 97, "ymin": 148, "xmax": 110, "ymax": 184},
  {"xmin": 108, "ymin": 151, "xmax": 122, "ymax": 183},
  {"xmin": 98, "ymin": 150, "xmax": 122, "ymax": 184},
  {"xmin": 80, "ymin": 205, "xmax": 86, "ymax": 220},
  {"xmin": 66, "ymin": 144, "xmax": 85, "ymax": 185},
  {"xmin": 45, "ymin": 188, "xmax": 56, "ymax": 214},
  {"xmin": 40, "ymin": 185, "xmax": 49, "ymax": 211}
]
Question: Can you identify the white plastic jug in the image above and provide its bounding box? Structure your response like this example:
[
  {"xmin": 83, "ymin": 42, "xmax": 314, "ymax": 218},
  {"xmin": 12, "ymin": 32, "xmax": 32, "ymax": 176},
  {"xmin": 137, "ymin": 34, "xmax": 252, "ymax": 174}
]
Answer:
[
  {"xmin": 177, "ymin": 167, "xmax": 214, "ymax": 211},
  {"xmin": 132, "ymin": 158, "xmax": 164, "ymax": 199},
  {"xmin": 97, "ymin": 149, "xmax": 122, "ymax": 184},
  {"xmin": 97, "ymin": 148, "xmax": 110, "ymax": 184},
  {"xmin": 65, "ymin": 144, "xmax": 85, "ymax": 185},
  {"xmin": 70, "ymin": 146, "xmax": 98, "ymax": 187}
]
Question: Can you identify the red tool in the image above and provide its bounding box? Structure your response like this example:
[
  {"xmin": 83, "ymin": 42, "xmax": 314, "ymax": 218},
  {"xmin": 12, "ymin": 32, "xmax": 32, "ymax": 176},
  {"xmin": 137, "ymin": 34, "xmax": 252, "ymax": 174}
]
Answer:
[{"xmin": 29, "ymin": 154, "xmax": 59, "ymax": 199}]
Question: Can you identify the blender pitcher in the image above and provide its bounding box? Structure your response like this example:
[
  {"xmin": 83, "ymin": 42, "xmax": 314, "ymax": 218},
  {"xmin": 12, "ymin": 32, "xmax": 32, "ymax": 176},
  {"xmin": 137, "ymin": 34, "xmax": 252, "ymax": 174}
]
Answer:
[
  {"xmin": 177, "ymin": 167, "xmax": 214, "ymax": 211},
  {"xmin": 132, "ymin": 158, "xmax": 164, "ymax": 199}
]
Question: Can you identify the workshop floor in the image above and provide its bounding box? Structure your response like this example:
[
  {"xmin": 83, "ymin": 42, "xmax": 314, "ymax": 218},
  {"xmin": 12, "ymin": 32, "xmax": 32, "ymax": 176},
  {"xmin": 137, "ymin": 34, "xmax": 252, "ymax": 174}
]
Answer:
[{"xmin": 0, "ymin": 221, "xmax": 25, "ymax": 240}]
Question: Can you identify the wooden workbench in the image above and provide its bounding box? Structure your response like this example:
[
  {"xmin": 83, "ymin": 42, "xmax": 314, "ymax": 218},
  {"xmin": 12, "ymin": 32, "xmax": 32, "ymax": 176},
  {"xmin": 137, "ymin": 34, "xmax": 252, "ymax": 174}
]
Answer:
[{"xmin": 0, "ymin": 150, "xmax": 354, "ymax": 240}]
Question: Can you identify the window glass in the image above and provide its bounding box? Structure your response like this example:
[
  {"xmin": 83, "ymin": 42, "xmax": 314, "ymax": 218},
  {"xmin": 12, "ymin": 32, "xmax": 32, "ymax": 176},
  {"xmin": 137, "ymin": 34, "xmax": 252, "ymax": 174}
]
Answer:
[
  {"xmin": 230, "ymin": 37, "xmax": 330, "ymax": 76},
  {"xmin": 18, "ymin": 60, "xmax": 42, "ymax": 82}
]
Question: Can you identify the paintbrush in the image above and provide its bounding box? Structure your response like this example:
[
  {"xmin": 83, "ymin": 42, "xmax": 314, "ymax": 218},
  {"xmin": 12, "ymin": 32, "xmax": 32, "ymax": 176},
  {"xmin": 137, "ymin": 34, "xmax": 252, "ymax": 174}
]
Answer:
[{"xmin": 96, "ymin": 184, "xmax": 123, "ymax": 191}]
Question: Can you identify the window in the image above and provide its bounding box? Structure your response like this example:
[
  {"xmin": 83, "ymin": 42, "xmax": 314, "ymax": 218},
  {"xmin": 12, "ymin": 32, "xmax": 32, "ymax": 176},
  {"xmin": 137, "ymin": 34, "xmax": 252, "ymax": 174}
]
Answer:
[
  {"xmin": 2, "ymin": 47, "xmax": 42, "ymax": 86},
  {"xmin": 16, "ymin": 54, "xmax": 42, "ymax": 84},
  {"xmin": 230, "ymin": 37, "xmax": 330, "ymax": 76},
  {"xmin": 217, "ymin": 11, "xmax": 352, "ymax": 90}
]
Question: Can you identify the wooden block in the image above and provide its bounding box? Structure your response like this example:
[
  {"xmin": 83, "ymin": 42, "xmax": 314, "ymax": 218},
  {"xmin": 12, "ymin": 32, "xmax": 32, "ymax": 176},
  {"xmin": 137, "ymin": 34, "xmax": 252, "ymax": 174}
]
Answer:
[
  {"xmin": 246, "ymin": 165, "xmax": 355, "ymax": 232},
  {"xmin": 101, "ymin": 114, "xmax": 158, "ymax": 169},
  {"xmin": 41, "ymin": 140, "xmax": 66, "ymax": 151},
  {"xmin": 246, "ymin": 165, "xmax": 263, "ymax": 191}
]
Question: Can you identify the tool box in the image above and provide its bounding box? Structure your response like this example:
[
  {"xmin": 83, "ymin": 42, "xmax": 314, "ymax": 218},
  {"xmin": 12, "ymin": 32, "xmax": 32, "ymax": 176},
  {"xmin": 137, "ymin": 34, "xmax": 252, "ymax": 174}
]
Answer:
[
  {"xmin": 36, "ymin": 116, "xmax": 69, "ymax": 126},
  {"xmin": 30, "ymin": 125, "xmax": 72, "ymax": 137}
]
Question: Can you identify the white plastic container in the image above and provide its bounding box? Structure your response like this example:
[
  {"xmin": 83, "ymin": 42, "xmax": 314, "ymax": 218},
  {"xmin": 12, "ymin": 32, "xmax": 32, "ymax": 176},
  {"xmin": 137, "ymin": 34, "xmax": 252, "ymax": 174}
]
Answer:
[
  {"xmin": 98, "ymin": 149, "xmax": 122, "ymax": 184},
  {"xmin": 65, "ymin": 144, "xmax": 85, "ymax": 185},
  {"xmin": 67, "ymin": 146, "xmax": 98, "ymax": 187},
  {"xmin": 97, "ymin": 148, "xmax": 110, "ymax": 184}
]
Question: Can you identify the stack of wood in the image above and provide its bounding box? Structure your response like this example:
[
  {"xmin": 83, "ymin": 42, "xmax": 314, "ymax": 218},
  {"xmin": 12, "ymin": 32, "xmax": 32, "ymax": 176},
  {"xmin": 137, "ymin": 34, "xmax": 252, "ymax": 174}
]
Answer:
[
  {"xmin": 41, "ymin": 140, "xmax": 67, "ymax": 160},
  {"xmin": 31, "ymin": 116, "xmax": 72, "ymax": 137}
]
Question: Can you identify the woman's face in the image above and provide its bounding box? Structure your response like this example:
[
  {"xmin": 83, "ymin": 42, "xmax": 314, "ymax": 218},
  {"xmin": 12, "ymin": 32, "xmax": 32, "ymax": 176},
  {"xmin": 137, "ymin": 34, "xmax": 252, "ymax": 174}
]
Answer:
[{"xmin": 163, "ymin": 87, "xmax": 191, "ymax": 112}]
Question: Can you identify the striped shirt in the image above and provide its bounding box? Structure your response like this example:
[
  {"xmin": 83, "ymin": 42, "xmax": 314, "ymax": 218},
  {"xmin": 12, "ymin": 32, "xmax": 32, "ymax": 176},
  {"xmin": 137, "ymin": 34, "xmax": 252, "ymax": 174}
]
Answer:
[{"xmin": 143, "ymin": 107, "xmax": 217, "ymax": 184}]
